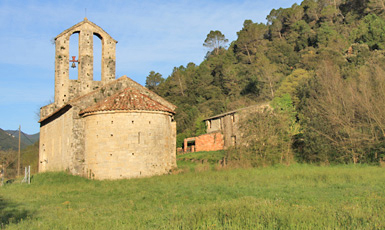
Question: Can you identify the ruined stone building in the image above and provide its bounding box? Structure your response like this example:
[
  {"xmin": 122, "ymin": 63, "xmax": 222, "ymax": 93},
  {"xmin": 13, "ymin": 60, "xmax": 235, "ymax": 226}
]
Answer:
[
  {"xmin": 183, "ymin": 103, "xmax": 269, "ymax": 153},
  {"xmin": 39, "ymin": 18, "xmax": 177, "ymax": 179}
]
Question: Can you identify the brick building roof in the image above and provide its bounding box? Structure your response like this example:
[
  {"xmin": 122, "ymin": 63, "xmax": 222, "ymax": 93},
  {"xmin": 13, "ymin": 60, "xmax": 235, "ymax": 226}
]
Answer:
[{"xmin": 80, "ymin": 87, "xmax": 175, "ymax": 115}]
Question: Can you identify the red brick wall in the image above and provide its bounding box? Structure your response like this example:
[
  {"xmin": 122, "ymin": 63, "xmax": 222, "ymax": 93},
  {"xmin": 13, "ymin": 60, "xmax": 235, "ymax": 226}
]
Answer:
[{"xmin": 195, "ymin": 132, "xmax": 224, "ymax": 152}]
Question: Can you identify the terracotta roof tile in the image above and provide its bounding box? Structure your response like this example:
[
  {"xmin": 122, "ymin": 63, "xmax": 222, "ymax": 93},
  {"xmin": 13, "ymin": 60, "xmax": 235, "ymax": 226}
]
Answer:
[{"xmin": 80, "ymin": 87, "xmax": 174, "ymax": 115}]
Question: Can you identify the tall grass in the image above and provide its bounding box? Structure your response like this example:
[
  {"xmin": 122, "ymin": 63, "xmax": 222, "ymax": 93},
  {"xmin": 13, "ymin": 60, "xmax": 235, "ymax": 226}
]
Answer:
[
  {"xmin": 1, "ymin": 164, "xmax": 385, "ymax": 229},
  {"xmin": 177, "ymin": 150, "xmax": 226, "ymax": 172}
]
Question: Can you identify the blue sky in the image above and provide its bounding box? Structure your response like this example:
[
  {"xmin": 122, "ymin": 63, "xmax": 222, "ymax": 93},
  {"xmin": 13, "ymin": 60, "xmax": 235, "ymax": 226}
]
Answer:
[{"xmin": 0, "ymin": 0, "xmax": 300, "ymax": 134}]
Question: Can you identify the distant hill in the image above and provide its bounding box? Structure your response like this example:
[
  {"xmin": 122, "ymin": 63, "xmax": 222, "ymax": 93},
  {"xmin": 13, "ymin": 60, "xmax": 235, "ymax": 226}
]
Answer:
[
  {"xmin": 0, "ymin": 129, "xmax": 38, "ymax": 151},
  {"xmin": 5, "ymin": 129, "xmax": 39, "ymax": 145},
  {"xmin": 0, "ymin": 129, "xmax": 26, "ymax": 150}
]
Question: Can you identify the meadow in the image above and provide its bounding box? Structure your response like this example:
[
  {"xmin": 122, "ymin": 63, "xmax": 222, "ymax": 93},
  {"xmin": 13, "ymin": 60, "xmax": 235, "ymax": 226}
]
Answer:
[{"xmin": 1, "ymin": 162, "xmax": 385, "ymax": 229}]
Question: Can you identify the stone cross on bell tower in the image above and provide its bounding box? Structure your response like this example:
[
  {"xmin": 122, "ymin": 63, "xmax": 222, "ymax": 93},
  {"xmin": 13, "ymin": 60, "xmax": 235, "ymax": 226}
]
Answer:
[{"xmin": 54, "ymin": 18, "xmax": 117, "ymax": 107}]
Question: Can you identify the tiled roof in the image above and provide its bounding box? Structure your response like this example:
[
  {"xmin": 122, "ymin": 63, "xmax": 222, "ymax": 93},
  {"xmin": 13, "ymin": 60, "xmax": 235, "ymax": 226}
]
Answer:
[{"xmin": 80, "ymin": 87, "xmax": 175, "ymax": 115}]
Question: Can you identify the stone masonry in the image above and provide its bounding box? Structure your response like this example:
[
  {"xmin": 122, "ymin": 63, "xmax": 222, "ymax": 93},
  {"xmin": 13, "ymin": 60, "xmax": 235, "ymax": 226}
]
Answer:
[
  {"xmin": 183, "ymin": 103, "xmax": 269, "ymax": 153},
  {"xmin": 39, "ymin": 18, "xmax": 177, "ymax": 179}
]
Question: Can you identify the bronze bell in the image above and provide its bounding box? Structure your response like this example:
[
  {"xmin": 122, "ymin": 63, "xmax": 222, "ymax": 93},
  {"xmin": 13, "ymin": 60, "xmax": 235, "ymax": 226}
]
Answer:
[{"xmin": 71, "ymin": 62, "xmax": 76, "ymax": 68}]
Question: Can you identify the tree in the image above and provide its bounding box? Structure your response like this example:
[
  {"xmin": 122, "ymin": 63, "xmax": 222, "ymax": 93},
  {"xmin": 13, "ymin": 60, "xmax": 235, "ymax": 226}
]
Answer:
[
  {"xmin": 366, "ymin": 0, "xmax": 385, "ymax": 15},
  {"xmin": 351, "ymin": 14, "xmax": 385, "ymax": 50},
  {"xmin": 234, "ymin": 21, "xmax": 268, "ymax": 64},
  {"xmin": 203, "ymin": 30, "xmax": 229, "ymax": 55},
  {"xmin": 152, "ymin": 0, "xmax": 385, "ymax": 161},
  {"xmin": 267, "ymin": 8, "xmax": 284, "ymax": 39},
  {"xmin": 275, "ymin": 68, "xmax": 312, "ymax": 106},
  {"xmin": 281, "ymin": 3, "xmax": 305, "ymax": 29},
  {"xmin": 254, "ymin": 54, "xmax": 281, "ymax": 99},
  {"xmin": 0, "ymin": 149, "xmax": 17, "ymax": 178},
  {"xmin": 302, "ymin": 0, "xmax": 320, "ymax": 23},
  {"xmin": 298, "ymin": 60, "xmax": 385, "ymax": 163},
  {"xmin": 233, "ymin": 101, "xmax": 295, "ymax": 167},
  {"xmin": 289, "ymin": 20, "xmax": 315, "ymax": 51},
  {"xmin": 145, "ymin": 71, "xmax": 164, "ymax": 92}
]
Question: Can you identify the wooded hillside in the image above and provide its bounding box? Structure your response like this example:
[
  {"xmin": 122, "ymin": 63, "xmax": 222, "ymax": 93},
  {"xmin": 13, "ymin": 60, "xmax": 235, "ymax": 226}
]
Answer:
[
  {"xmin": 147, "ymin": 0, "xmax": 385, "ymax": 164},
  {"xmin": 0, "ymin": 129, "xmax": 27, "ymax": 151}
]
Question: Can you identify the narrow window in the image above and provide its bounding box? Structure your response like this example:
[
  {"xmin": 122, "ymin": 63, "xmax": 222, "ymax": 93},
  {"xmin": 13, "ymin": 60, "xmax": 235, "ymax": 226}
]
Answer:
[
  {"xmin": 93, "ymin": 34, "xmax": 102, "ymax": 81},
  {"xmin": 69, "ymin": 32, "xmax": 79, "ymax": 80}
]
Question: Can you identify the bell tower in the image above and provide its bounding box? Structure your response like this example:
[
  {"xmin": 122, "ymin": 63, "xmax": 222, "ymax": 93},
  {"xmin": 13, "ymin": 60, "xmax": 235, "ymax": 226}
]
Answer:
[{"xmin": 54, "ymin": 18, "xmax": 117, "ymax": 107}]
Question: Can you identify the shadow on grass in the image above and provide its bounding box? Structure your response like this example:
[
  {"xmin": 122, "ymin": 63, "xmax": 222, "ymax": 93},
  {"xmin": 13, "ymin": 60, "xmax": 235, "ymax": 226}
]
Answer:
[{"xmin": 0, "ymin": 196, "xmax": 32, "ymax": 227}]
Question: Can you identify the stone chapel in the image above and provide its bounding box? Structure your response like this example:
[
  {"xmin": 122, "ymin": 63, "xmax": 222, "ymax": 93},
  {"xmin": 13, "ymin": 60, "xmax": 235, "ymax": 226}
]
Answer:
[{"xmin": 38, "ymin": 18, "xmax": 177, "ymax": 180}]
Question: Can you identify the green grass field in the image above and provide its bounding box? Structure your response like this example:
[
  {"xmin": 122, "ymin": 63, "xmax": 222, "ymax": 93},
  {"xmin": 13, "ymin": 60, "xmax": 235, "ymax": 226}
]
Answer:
[
  {"xmin": 1, "ymin": 162, "xmax": 385, "ymax": 229},
  {"xmin": 176, "ymin": 150, "xmax": 226, "ymax": 172}
]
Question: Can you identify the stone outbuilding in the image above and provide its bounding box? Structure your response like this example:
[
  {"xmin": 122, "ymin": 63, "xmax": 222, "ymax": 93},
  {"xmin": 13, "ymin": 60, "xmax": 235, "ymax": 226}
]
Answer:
[
  {"xmin": 183, "ymin": 103, "xmax": 269, "ymax": 153},
  {"xmin": 39, "ymin": 18, "xmax": 176, "ymax": 180}
]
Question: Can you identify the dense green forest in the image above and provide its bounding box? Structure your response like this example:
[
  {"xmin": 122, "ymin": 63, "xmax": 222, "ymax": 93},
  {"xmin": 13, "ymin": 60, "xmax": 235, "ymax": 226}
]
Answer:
[{"xmin": 146, "ymin": 0, "xmax": 385, "ymax": 165}]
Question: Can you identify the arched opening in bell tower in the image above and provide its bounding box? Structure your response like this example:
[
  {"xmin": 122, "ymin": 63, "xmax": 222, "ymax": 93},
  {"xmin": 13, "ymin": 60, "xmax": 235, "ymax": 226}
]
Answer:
[
  {"xmin": 69, "ymin": 32, "xmax": 79, "ymax": 80},
  {"xmin": 93, "ymin": 33, "xmax": 102, "ymax": 81}
]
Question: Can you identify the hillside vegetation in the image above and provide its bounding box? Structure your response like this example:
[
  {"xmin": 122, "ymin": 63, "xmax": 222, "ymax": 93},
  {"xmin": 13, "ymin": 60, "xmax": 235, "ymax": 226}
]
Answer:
[
  {"xmin": 4, "ymin": 130, "xmax": 39, "ymax": 147},
  {"xmin": 1, "ymin": 165, "xmax": 385, "ymax": 229},
  {"xmin": 0, "ymin": 128, "xmax": 39, "ymax": 152},
  {"xmin": 0, "ymin": 127, "xmax": 39, "ymax": 179},
  {"xmin": 148, "ymin": 0, "xmax": 385, "ymax": 165},
  {"xmin": 0, "ymin": 129, "xmax": 27, "ymax": 151}
]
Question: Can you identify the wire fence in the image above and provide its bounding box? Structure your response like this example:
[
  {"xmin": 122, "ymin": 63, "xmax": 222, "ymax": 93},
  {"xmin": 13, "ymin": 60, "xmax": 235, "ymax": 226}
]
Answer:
[
  {"xmin": 1, "ymin": 157, "xmax": 38, "ymax": 181},
  {"xmin": 1, "ymin": 158, "xmax": 20, "ymax": 182},
  {"xmin": 1, "ymin": 165, "xmax": 31, "ymax": 186}
]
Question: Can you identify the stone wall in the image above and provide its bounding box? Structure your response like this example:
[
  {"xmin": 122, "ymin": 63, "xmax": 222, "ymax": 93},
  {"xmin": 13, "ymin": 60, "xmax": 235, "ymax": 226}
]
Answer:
[
  {"xmin": 39, "ymin": 18, "xmax": 177, "ymax": 180},
  {"xmin": 54, "ymin": 18, "xmax": 117, "ymax": 107},
  {"xmin": 39, "ymin": 76, "xmax": 177, "ymax": 178},
  {"xmin": 40, "ymin": 103, "xmax": 57, "ymax": 120},
  {"xmin": 206, "ymin": 117, "xmax": 222, "ymax": 133},
  {"xmin": 203, "ymin": 104, "xmax": 270, "ymax": 149},
  {"xmin": 205, "ymin": 114, "xmax": 237, "ymax": 149},
  {"xmin": 83, "ymin": 111, "xmax": 176, "ymax": 179},
  {"xmin": 39, "ymin": 106, "xmax": 74, "ymax": 172}
]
